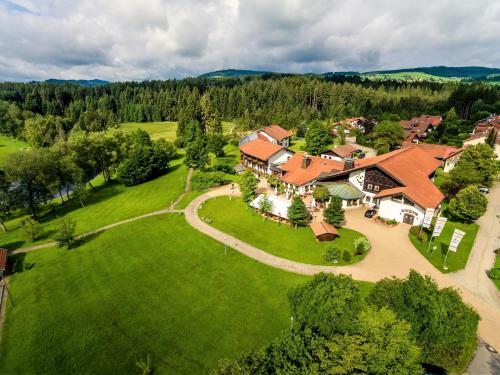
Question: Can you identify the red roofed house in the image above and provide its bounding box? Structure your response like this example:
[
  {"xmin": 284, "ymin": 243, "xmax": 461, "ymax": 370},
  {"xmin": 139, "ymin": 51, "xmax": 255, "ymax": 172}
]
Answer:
[
  {"xmin": 239, "ymin": 138, "xmax": 292, "ymax": 175},
  {"xmin": 321, "ymin": 144, "xmax": 357, "ymax": 161},
  {"xmin": 258, "ymin": 125, "xmax": 293, "ymax": 147},
  {"xmin": 400, "ymin": 115, "xmax": 443, "ymax": 143},
  {"xmin": 465, "ymin": 114, "xmax": 500, "ymax": 160},
  {"xmin": 401, "ymin": 142, "xmax": 463, "ymax": 172},
  {"xmin": 0, "ymin": 248, "xmax": 7, "ymax": 278},
  {"xmin": 316, "ymin": 146, "xmax": 444, "ymax": 225}
]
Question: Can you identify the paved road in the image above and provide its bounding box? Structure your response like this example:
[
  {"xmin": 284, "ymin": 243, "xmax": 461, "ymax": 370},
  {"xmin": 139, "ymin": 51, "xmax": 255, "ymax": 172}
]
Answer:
[
  {"xmin": 184, "ymin": 185, "xmax": 500, "ymax": 352},
  {"xmin": 449, "ymin": 183, "xmax": 500, "ymax": 309}
]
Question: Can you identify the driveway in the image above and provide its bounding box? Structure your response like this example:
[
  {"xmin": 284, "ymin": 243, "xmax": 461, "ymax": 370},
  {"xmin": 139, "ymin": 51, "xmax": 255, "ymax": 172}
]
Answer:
[
  {"xmin": 345, "ymin": 138, "xmax": 377, "ymax": 157},
  {"xmin": 448, "ymin": 183, "xmax": 500, "ymax": 309},
  {"xmin": 184, "ymin": 186, "xmax": 500, "ymax": 352}
]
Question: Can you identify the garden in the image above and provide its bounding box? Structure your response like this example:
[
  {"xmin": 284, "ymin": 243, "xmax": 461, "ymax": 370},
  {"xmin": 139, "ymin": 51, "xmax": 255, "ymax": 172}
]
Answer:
[{"xmin": 199, "ymin": 196, "xmax": 369, "ymax": 265}]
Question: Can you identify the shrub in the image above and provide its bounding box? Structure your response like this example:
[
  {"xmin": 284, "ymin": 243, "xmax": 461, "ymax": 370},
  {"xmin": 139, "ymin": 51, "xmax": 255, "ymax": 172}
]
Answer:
[
  {"xmin": 488, "ymin": 268, "xmax": 500, "ymax": 280},
  {"xmin": 54, "ymin": 217, "xmax": 77, "ymax": 249},
  {"xmin": 21, "ymin": 218, "xmax": 43, "ymax": 242},
  {"xmin": 410, "ymin": 225, "xmax": 429, "ymax": 243},
  {"xmin": 353, "ymin": 237, "xmax": 371, "ymax": 255},
  {"xmin": 191, "ymin": 171, "xmax": 226, "ymax": 191},
  {"xmin": 342, "ymin": 250, "xmax": 352, "ymax": 262},
  {"xmin": 387, "ymin": 219, "xmax": 397, "ymax": 225},
  {"xmin": 379, "ymin": 217, "xmax": 386, "ymax": 223},
  {"xmin": 210, "ymin": 163, "xmax": 234, "ymax": 174},
  {"xmin": 324, "ymin": 246, "xmax": 341, "ymax": 263}
]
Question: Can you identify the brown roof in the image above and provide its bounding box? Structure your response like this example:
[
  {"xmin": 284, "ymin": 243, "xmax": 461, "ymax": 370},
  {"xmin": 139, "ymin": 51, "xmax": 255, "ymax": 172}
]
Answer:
[
  {"xmin": 0, "ymin": 248, "xmax": 7, "ymax": 272},
  {"xmin": 239, "ymin": 139, "xmax": 284, "ymax": 161},
  {"xmin": 402, "ymin": 142, "xmax": 462, "ymax": 160},
  {"xmin": 280, "ymin": 153, "xmax": 343, "ymax": 186},
  {"xmin": 330, "ymin": 144, "xmax": 357, "ymax": 158},
  {"xmin": 260, "ymin": 125, "xmax": 293, "ymax": 141},
  {"xmin": 310, "ymin": 222, "xmax": 338, "ymax": 237}
]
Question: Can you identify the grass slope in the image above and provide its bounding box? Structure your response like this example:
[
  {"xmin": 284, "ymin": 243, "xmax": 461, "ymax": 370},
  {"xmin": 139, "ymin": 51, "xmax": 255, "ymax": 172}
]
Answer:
[
  {"xmin": 199, "ymin": 197, "xmax": 367, "ymax": 265},
  {"xmin": 0, "ymin": 160, "xmax": 188, "ymax": 250},
  {"xmin": 363, "ymin": 72, "xmax": 458, "ymax": 82},
  {"xmin": 0, "ymin": 215, "xmax": 309, "ymax": 374},
  {"xmin": 0, "ymin": 135, "xmax": 28, "ymax": 164},
  {"xmin": 409, "ymin": 221, "xmax": 479, "ymax": 273}
]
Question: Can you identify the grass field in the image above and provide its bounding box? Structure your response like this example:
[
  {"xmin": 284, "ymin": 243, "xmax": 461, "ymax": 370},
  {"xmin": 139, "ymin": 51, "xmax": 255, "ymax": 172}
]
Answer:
[
  {"xmin": 120, "ymin": 121, "xmax": 235, "ymax": 142},
  {"xmin": 409, "ymin": 220, "xmax": 479, "ymax": 273},
  {"xmin": 0, "ymin": 134, "xmax": 28, "ymax": 163},
  {"xmin": 289, "ymin": 137, "xmax": 338, "ymax": 153},
  {"xmin": 362, "ymin": 72, "xmax": 460, "ymax": 82},
  {"xmin": 0, "ymin": 215, "xmax": 310, "ymax": 374},
  {"xmin": 199, "ymin": 197, "xmax": 368, "ymax": 265},
  {"xmin": 0, "ymin": 159, "xmax": 188, "ymax": 250}
]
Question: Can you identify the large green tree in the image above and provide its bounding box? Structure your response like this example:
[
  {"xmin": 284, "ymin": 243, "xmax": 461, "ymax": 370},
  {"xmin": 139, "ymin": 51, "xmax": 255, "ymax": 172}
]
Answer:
[
  {"xmin": 305, "ymin": 120, "xmax": 331, "ymax": 155},
  {"xmin": 184, "ymin": 133, "xmax": 210, "ymax": 170},
  {"xmin": 367, "ymin": 270, "xmax": 479, "ymax": 372},
  {"xmin": 323, "ymin": 195, "xmax": 344, "ymax": 226},
  {"xmin": 448, "ymin": 185, "xmax": 488, "ymax": 222},
  {"xmin": 239, "ymin": 171, "xmax": 259, "ymax": 205},
  {"xmin": 287, "ymin": 196, "xmax": 309, "ymax": 227},
  {"xmin": 370, "ymin": 120, "xmax": 405, "ymax": 154}
]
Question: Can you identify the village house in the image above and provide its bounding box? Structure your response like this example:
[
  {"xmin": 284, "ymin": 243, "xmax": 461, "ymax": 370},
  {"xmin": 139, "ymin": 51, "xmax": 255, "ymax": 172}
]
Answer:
[
  {"xmin": 402, "ymin": 142, "xmax": 463, "ymax": 172},
  {"xmin": 400, "ymin": 115, "xmax": 442, "ymax": 143},
  {"xmin": 257, "ymin": 125, "xmax": 293, "ymax": 147},
  {"xmin": 465, "ymin": 114, "xmax": 500, "ymax": 160},
  {"xmin": 315, "ymin": 146, "xmax": 444, "ymax": 225},
  {"xmin": 321, "ymin": 144, "xmax": 357, "ymax": 161},
  {"xmin": 239, "ymin": 138, "xmax": 292, "ymax": 175},
  {"xmin": 345, "ymin": 117, "xmax": 377, "ymax": 134}
]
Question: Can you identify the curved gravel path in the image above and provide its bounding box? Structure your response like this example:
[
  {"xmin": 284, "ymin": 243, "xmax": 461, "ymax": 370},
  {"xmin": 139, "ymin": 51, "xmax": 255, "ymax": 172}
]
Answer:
[{"xmin": 184, "ymin": 185, "xmax": 500, "ymax": 351}]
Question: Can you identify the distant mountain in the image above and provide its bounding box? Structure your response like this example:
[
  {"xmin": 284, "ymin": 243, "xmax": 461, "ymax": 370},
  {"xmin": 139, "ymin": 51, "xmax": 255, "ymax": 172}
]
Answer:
[
  {"xmin": 364, "ymin": 66, "xmax": 500, "ymax": 79},
  {"xmin": 44, "ymin": 79, "xmax": 110, "ymax": 86},
  {"xmin": 198, "ymin": 69, "xmax": 278, "ymax": 78}
]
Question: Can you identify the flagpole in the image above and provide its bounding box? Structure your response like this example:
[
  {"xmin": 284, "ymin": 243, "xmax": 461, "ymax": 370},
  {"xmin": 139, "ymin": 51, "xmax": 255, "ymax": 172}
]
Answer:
[{"xmin": 443, "ymin": 248, "xmax": 450, "ymax": 270}]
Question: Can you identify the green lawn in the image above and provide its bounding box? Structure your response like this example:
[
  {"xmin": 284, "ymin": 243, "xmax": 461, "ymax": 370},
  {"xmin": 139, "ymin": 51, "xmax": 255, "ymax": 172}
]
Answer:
[
  {"xmin": 0, "ymin": 215, "xmax": 309, "ymax": 374},
  {"xmin": 409, "ymin": 220, "xmax": 479, "ymax": 273},
  {"xmin": 199, "ymin": 197, "xmax": 368, "ymax": 265},
  {"xmin": 0, "ymin": 134, "xmax": 28, "ymax": 164},
  {"xmin": 289, "ymin": 137, "xmax": 338, "ymax": 153},
  {"xmin": 492, "ymin": 255, "xmax": 500, "ymax": 290},
  {"xmin": 433, "ymin": 167, "xmax": 450, "ymax": 191},
  {"xmin": 362, "ymin": 72, "xmax": 459, "ymax": 82},
  {"xmin": 0, "ymin": 159, "xmax": 188, "ymax": 250},
  {"xmin": 119, "ymin": 121, "xmax": 235, "ymax": 142}
]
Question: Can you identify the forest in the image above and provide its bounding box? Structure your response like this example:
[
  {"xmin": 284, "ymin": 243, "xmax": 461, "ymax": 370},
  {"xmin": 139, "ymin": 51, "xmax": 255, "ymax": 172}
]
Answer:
[{"xmin": 1, "ymin": 76, "xmax": 500, "ymax": 147}]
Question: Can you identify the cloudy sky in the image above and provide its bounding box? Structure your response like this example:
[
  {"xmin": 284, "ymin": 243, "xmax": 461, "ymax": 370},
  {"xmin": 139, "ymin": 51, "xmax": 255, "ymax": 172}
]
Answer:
[{"xmin": 1, "ymin": 0, "xmax": 499, "ymax": 81}]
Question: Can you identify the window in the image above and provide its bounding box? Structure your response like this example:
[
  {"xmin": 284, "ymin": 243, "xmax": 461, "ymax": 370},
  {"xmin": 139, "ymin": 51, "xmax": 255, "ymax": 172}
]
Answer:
[
  {"xmin": 391, "ymin": 195, "xmax": 403, "ymax": 203},
  {"xmin": 365, "ymin": 196, "xmax": 371, "ymax": 203},
  {"xmin": 374, "ymin": 185, "xmax": 380, "ymax": 192},
  {"xmin": 403, "ymin": 197, "xmax": 414, "ymax": 206},
  {"xmin": 367, "ymin": 183, "xmax": 373, "ymax": 190}
]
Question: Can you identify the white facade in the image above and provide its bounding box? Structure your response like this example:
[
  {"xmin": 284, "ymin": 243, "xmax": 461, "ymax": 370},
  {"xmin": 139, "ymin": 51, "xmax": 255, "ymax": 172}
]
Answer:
[
  {"xmin": 443, "ymin": 152, "xmax": 462, "ymax": 173},
  {"xmin": 320, "ymin": 153, "xmax": 342, "ymax": 161},
  {"xmin": 377, "ymin": 196, "xmax": 425, "ymax": 225},
  {"xmin": 258, "ymin": 131, "xmax": 291, "ymax": 147}
]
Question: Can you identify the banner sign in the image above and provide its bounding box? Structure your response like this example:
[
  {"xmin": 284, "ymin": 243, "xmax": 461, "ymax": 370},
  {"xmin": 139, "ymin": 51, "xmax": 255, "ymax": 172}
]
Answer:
[
  {"xmin": 448, "ymin": 229, "xmax": 466, "ymax": 252},
  {"xmin": 422, "ymin": 208, "xmax": 435, "ymax": 229},
  {"xmin": 432, "ymin": 216, "xmax": 447, "ymax": 237}
]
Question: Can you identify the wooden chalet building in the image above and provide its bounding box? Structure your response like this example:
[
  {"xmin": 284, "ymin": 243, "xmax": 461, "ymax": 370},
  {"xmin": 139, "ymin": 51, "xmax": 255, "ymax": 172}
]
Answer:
[{"xmin": 400, "ymin": 115, "xmax": 442, "ymax": 143}]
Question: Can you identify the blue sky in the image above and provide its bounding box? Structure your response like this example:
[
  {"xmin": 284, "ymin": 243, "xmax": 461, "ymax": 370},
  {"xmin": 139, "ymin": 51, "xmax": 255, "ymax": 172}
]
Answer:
[{"xmin": 0, "ymin": 0, "xmax": 499, "ymax": 81}]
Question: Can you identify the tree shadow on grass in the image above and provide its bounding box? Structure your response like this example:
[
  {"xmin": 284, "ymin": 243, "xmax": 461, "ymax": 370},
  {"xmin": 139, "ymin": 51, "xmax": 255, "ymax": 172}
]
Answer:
[
  {"xmin": 1, "ymin": 240, "xmax": 25, "ymax": 251},
  {"xmin": 73, "ymin": 231, "xmax": 102, "ymax": 248}
]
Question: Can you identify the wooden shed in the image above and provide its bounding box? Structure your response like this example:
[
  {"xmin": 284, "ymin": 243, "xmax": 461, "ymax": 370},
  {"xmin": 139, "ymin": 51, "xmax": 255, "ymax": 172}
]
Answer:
[{"xmin": 310, "ymin": 222, "xmax": 339, "ymax": 242}]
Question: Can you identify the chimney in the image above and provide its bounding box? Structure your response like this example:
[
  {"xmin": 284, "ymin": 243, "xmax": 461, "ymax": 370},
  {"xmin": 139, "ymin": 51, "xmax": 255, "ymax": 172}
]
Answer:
[
  {"xmin": 343, "ymin": 157, "xmax": 355, "ymax": 170},
  {"xmin": 302, "ymin": 154, "xmax": 311, "ymax": 169}
]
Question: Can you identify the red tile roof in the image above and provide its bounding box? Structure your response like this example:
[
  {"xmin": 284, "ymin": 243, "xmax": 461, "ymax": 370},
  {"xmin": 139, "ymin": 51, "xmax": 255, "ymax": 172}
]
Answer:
[
  {"xmin": 329, "ymin": 144, "xmax": 357, "ymax": 158},
  {"xmin": 239, "ymin": 139, "xmax": 284, "ymax": 161},
  {"xmin": 402, "ymin": 142, "xmax": 462, "ymax": 160},
  {"xmin": 0, "ymin": 248, "xmax": 7, "ymax": 272},
  {"xmin": 281, "ymin": 153, "xmax": 343, "ymax": 186},
  {"xmin": 260, "ymin": 125, "xmax": 293, "ymax": 141},
  {"xmin": 310, "ymin": 222, "xmax": 338, "ymax": 237}
]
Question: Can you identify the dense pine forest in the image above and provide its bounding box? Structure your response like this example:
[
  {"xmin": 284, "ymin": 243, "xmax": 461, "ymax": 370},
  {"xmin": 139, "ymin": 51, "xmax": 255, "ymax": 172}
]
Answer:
[{"xmin": 1, "ymin": 76, "xmax": 500, "ymax": 145}]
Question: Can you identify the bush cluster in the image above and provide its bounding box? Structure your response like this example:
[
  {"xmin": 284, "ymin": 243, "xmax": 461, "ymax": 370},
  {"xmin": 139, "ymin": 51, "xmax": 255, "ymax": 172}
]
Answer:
[{"xmin": 191, "ymin": 171, "xmax": 227, "ymax": 191}]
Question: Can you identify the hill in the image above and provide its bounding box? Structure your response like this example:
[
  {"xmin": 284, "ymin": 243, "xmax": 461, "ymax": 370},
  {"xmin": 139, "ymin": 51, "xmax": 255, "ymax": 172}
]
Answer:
[
  {"xmin": 364, "ymin": 66, "xmax": 500, "ymax": 79},
  {"xmin": 198, "ymin": 69, "xmax": 277, "ymax": 79},
  {"xmin": 44, "ymin": 79, "xmax": 110, "ymax": 86}
]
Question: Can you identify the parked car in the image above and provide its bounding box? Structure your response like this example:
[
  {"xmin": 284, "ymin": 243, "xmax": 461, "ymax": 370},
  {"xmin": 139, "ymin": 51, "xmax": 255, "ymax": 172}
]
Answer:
[
  {"xmin": 354, "ymin": 149, "xmax": 363, "ymax": 153},
  {"xmin": 364, "ymin": 209, "xmax": 377, "ymax": 218},
  {"xmin": 422, "ymin": 363, "xmax": 448, "ymax": 375},
  {"xmin": 358, "ymin": 152, "xmax": 366, "ymax": 159},
  {"xmin": 479, "ymin": 186, "xmax": 489, "ymax": 194}
]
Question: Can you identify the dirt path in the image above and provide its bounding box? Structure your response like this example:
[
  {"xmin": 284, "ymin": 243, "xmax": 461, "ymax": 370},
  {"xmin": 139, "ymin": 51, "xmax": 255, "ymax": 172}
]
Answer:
[
  {"xmin": 171, "ymin": 168, "xmax": 193, "ymax": 209},
  {"xmin": 449, "ymin": 183, "xmax": 500, "ymax": 309},
  {"xmin": 184, "ymin": 185, "xmax": 500, "ymax": 351}
]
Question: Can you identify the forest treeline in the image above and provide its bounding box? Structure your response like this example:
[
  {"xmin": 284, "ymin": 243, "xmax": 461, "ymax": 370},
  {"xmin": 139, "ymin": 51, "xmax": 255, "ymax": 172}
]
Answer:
[{"xmin": 1, "ymin": 76, "xmax": 500, "ymax": 143}]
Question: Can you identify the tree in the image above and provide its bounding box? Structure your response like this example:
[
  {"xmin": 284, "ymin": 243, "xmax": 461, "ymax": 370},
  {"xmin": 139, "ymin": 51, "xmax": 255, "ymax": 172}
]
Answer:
[
  {"xmin": 21, "ymin": 218, "xmax": 43, "ymax": 242},
  {"xmin": 0, "ymin": 169, "xmax": 16, "ymax": 231},
  {"xmin": 258, "ymin": 195, "xmax": 273, "ymax": 219},
  {"xmin": 367, "ymin": 270, "xmax": 479, "ymax": 372},
  {"xmin": 287, "ymin": 196, "xmax": 309, "ymax": 227},
  {"xmin": 444, "ymin": 144, "xmax": 499, "ymax": 195},
  {"xmin": 4, "ymin": 150, "xmax": 53, "ymax": 219},
  {"xmin": 54, "ymin": 217, "xmax": 77, "ymax": 249},
  {"xmin": 207, "ymin": 133, "xmax": 227, "ymax": 157},
  {"xmin": 184, "ymin": 134, "xmax": 210, "ymax": 170},
  {"xmin": 354, "ymin": 236, "xmax": 371, "ymax": 255},
  {"xmin": 448, "ymin": 186, "xmax": 488, "ymax": 222},
  {"xmin": 288, "ymin": 273, "xmax": 363, "ymax": 336},
  {"xmin": 239, "ymin": 171, "xmax": 259, "ymax": 205},
  {"xmin": 370, "ymin": 121, "xmax": 405, "ymax": 154},
  {"xmin": 323, "ymin": 195, "xmax": 344, "ymax": 227},
  {"xmin": 304, "ymin": 120, "xmax": 331, "ymax": 155},
  {"xmin": 312, "ymin": 186, "xmax": 330, "ymax": 206}
]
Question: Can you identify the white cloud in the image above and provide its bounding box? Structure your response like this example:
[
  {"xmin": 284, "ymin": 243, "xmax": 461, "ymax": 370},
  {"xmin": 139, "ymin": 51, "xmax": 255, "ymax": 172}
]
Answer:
[{"xmin": 0, "ymin": 0, "xmax": 499, "ymax": 81}]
